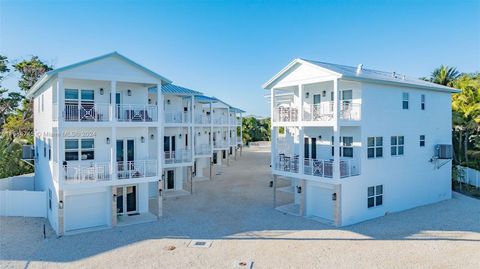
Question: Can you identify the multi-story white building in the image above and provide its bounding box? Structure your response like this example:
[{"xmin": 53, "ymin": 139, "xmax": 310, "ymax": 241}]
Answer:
[
  {"xmin": 263, "ymin": 58, "xmax": 458, "ymax": 226},
  {"xmin": 27, "ymin": 52, "xmax": 243, "ymax": 235}
]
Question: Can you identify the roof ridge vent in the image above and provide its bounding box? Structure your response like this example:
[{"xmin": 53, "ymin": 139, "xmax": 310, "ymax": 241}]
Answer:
[
  {"xmin": 392, "ymin": 71, "xmax": 396, "ymax": 78},
  {"xmin": 356, "ymin": 64, "xmax": 363, "ymax": 74}
]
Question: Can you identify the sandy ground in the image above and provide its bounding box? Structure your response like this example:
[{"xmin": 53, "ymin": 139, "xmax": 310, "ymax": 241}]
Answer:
[{"xmin": 1, "ymin": 147, "xmax": 480, "ymax": 269}]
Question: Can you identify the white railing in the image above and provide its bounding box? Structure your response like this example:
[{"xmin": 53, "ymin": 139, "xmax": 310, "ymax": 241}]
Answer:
[
  {"xmin": 195, "ymin": 114, "xmax": 211, "ymax": 124},
  {"xmin": 165, "ymin": 110, "xmax": 190, "ymax": 124},
  {"xmin": 273, "ymin": 106, "xmax": 298, "ymax": 122},
  {"xmin": 63, "ymin": 162, "xmax": 112, "ymax": 183},
  {"xmin": 340, "ymin": 102, "xmax": 361, "ymax": 120},
  {"xmin": 303, "ymin": 158, "xmax": 360, "ymax": 178},
  {"xmin": 164, "ymin": 149, "xmax": 192, "ymax": 164},
  {"xmin": 195, "ymin": 144, "xmax": 212, "ymax": 155},
  {"xmin": 275, "ymin": 154, "xmax": 299, "ymax": 173},
  {"xmin": 304, "ymin": 102, "xmax": 334, "ymax": 121},
  {"xmin": 62, "ymin": 103, "xmax": 111, "ymax": 122},
  {"xmin": 117, "ymin": 160, "xmax": 158, "ymax": 179},
  {"xmin": 213, "ymin": 140, "xmax": 229, "ymax": 149},
  {"xmin": 212, "ymin": 116, "xmax": 229, "ymax": 125},
  {"xmin": 116, "ymin": 104, "xmax": 157, "ymax": 122}
]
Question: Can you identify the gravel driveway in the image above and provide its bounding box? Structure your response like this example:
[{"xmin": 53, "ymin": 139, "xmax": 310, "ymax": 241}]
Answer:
[{"xmin": 1, "ymin": 147, "xmax": 479, "ymax": 269}]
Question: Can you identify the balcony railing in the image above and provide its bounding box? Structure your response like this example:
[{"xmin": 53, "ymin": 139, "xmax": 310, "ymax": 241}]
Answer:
[
  {"xmin": 61, "ymin": 103, "xmax": 111, "ymax": 122},
  {"xmin": 64, "ymin": 162, "xmax": 112, "ymax": 183},
  {"xmin": 212, "ymin": 116, "xmax": 229, "ymax": 125},
  {"xmin": 213, "ymin": 140, "xmax": 229, "ymax": 149},
  {"xmin": 195, "ymin": 114, "xmax": 211, "ymax": 124},
  {"xmin": 164, "ymin": 149, "xmax": 192, "ymax": 164},
  {"xmin": 274, "ymin": 154, "xmax": 299, "ymax": 173},
  {"xmin": 303, "ymin": 158, "xmax": 360, "ymax": 178},
  {"xmin": 117, "ymin": 160, "xmax": 158, "ymax": 179},
  {"xmin": 304, "ymin": 102, "xmax": 334, "ymax": 121},
  {"xmin": 273, "ymin": 106, "xmax": 298, "ymax": 122},
  {"xmin": 339, "ymin": 102, "xmax": 361, "ymax": 120},
  {"xmin": 195, "ymin": 144, "xmax": 212, "ymax": 155},
  {"xmin": 116, "ymin": 104, "xmax": 157, "ymax": 122},
  {"xmin": 165, "ymin": 110, "xmax": 191, "ymax": 124}
]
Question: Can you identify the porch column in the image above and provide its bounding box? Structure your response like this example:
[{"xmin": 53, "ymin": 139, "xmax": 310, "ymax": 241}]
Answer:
[
  {"xmin": 273, "ymin": 175, "xmax": 277, "ymax": 208},
  {"xmin": 191, "ymin": 95, "xmax": 195, "ymax": 162},
  {"xmin": 333, "ymin": 79, "xmax": 340, "ymax": 180},
  {"xmin": 271, "ymin": 126, "xmax": 278, "ymax": 170},
  {"xmin": 209, "ymin": 101, "xmax": 213, "ymax": 155},
  {"xmin": 333, "ymin": 184, "xmax": 342, "ymax": 226},
  {"xmin": 110, "ymin": 81, "xmax": 117, "ymax": 182},
  {"xmin": 270, "ymin": 88, "xmax": 275, "ymax": 168},
  {"xmin": 157, "ymin": 84, "xmax": 164, "ymax": 218},
  {"xmin": 111, "ymin": 187, "xmax": 117, "ymax": 225},
  {"xmin": 57, "ymin": 190, "xmax": 64, "ymax": 236},
  {"xmin": 209, "ymin": 156, "xmax": 213, "ymax": 180},
  {"xmin": 227, "ymin": 107, "xmax": 231, "ymax": 165},
  {"xmin": 299, "ymin": 179, "xmax": 306, "ymax": 216},
  {"xmin": 298, "ymin": 84, "xmax": 304, "ymax": 121},
  {"xmin": 56, "ymin": 78, "xmax": 64, "ymax": 188},
  {"xmin": 299, "ymin": 127, "xmax": 305, "ymax": 175}
]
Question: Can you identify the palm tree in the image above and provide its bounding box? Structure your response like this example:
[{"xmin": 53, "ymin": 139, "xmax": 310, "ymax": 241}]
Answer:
[{"xmin": 431, "ymin": 65, "xmax": 460, "ymax": 86}]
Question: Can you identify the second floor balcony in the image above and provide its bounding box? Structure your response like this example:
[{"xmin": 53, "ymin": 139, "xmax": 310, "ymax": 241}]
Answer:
[
  {"xmin": 195, "ymin": 144, "xmax": 212, "ymax": 156},
  {"xmin": 165, "ymin": 110, "xmax": 191, "ymax": 124},
  {"xmin": 164, "ymin": 149, "xmax": 192, "ymax": 164},
  {"xmin": 195, "ymin": 114, "xmax": 211, "ymax": 125},
  {"xmin": 56, "ymin": 103, "xmax": 158, "ymax": 122},
  {"xmin": 213, "ymin": 139, "xmax": 229, "ymax": 149},
  {"xmin": 273, "ymin": 101, "xmax": 361, "ymax": 124}
]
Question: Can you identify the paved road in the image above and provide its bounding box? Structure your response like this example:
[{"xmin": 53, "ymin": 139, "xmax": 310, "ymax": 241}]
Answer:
[{"xmin": 1, "ymin": 147, "xmax": 480, "ymax": 268}]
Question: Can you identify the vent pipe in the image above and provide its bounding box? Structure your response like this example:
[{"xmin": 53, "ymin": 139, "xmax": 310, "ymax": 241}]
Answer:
[{"xmin": 356, "ymin": 64, "xmax": 363, "ymax": 74}]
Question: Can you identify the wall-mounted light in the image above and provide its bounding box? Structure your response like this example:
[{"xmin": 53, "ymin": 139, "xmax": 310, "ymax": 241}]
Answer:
[
  {"xmin": 106, "ymin": 137, "xmax": 110, "ymax": 144},
  {"xmin": 296, "ymin": 186, "xmax": 302, "ymax": 194},
  {"xmin": 322, "ymin": 90, "xmax": 326, "ymax": 97},
  {"xmin": 113, "ymin": 193, "xmax": 117, "ymax": 202},
  {"xmin": 332, "ymin": 192, "xmax": 337, "ymax": 201},
  {"xmin": 179, "ymin": 134, "xmax": 182, "ymax": 138},
  {"xmin": 140, "ymin": 136, "xmax": 145, "ymax": 143},
  {"xmin": 167, "ymin": 99, "xmax": 171, "ymax": 105},
  {"xmin": 127, "ymin": 89, "xmax": 132, "ymax": 96},
  {"xmin": 318, "ymin": 135, "xmax": 322, "ymax": 140},
  {"xmin": 205, "ymin": 131, "xmax": 208, "ymax": 134},
  {"xmin": 198, "ymin": 132, "xmax": 201, "ymax": 136},
  {"xmin": 305, "ymin": 92, "xmax": 310, "ymax": 99},
  {"xmin": 99, "ymin": 88, "xmax": 104, "ymax": 95},
  {"xmin": 58, "ymin": 200, "xmax": 64, "ymax": 209},
  {"xmin": 150, "ymin": 134, "xmax": 155, "ymax": 140}
]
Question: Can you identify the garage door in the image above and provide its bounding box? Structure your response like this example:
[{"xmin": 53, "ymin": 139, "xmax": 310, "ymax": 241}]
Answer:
[
  {"xmin": 306, "ymin": 186, "xmax": 334, "ymax": 221},
  {"xmin": 65, "ymin": 192, "xmax": 109, "ymax": 231}
]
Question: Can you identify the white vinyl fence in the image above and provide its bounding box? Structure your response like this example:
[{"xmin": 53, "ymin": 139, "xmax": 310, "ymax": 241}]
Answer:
[
  {"xmin": 457, "ymin": 166, "xmax": 480, "ymax": 188},
  {"xmin": 0, "ymin": 173, "xmax": 47, "ymax": 217}
]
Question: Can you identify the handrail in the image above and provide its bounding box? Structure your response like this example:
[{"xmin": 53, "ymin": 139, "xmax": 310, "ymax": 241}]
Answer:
[
  {"xmin": 165, "ymin": 110, "xmax": 191, "ymax": 124},
  {"xmin": 63, "ymin": 162, "xmax": 112, "ymax": 182},
  {"xmin": 117, "ymin": 160, "xmax": 157, "ymax": 179},
  {"xmin": 116, "ymin": 104, "xmax": 158, "ymax": 122}
]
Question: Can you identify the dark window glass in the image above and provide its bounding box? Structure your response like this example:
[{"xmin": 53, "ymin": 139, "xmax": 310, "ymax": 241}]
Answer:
[
  {"xmin": 65, "ymin": 89, "xmax": 78, "ymax": 100},
  {"xmin": 376, "ymin": 137, "xmax": 383, "ymax": 146},
  {"xmin": 368, "ymin": 197, "xmax": 375, "ymax": 208},
  {"xmin": 398, "ymin": 146, "xmax": 404, "ymax": 155},
  {"xmin": 367, "ymin": 148, "xmax": 375, "ymax": 158},
  {"xmin": 367, "ymin": 137, "xmax": 375, "ymax": 147},
  {"xmin": 376, "ymin": 185, "xmax": 383, "ymax": 195},
  {"xmin": 343, "ymin": 147, "xmax": 353, "ymax": 158},
  {"xmin": 65, "ymin": 151, "xmax": 79, "ymax": 161},
  {"xmin": 65, "ymin": 139, "xmax": 79, "ymax": 150},
  {"xmin": 376, "ymin": 147, "xmax": 383, "ymax": 157},
  {"xmin": 391, "ymin": 146, "xmax": 397, "ymax": 156},
  {"xmin": 376, "ymin": 196, "xmax": 383, "ymax": 206},
  {"xmin": 368, "ymin": 186, "xmax": 375, "ymax": 196}
]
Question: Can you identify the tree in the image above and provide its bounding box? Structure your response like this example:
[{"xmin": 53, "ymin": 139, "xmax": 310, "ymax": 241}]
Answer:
[
  {"xmin": 242, "ymin": 117, "xmax": 271, "ymax": 143},
  {"xmin": 13, "ymin": 56, "xmax": 52, "ymax": 92},
  {"xmin": 430, "ymin": 65, "xmax": 460, "ymax": 86}
]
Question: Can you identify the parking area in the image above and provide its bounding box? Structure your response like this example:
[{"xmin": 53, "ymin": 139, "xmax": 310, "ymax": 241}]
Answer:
[{"xmin": 1, "ymin": 146, "xmax": 480, "ymax": 269}]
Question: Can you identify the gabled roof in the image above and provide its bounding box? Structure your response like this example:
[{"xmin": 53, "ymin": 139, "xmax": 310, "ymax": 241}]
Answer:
[
  {"xmin": 194, "ymin": 95, "xmax": 245, "ymax": 113},
  {"xmin": 263, "ymin": 58, "xmax": 460, "ymax": 93},
  {"xmin": 161, "ymin": 84, "xmax": 203, "ymax": 95},
  {"xmin": 27, "ymin": 51, "xmax": 172, "ymax": 98}
]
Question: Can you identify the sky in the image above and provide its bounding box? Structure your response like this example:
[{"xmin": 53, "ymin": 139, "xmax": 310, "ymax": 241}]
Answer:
[{"xmin": 1, "ymin": 0, "xmax": 479, "ymax": 116}]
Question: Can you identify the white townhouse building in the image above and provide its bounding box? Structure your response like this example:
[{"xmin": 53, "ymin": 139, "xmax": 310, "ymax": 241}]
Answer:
[
  {"xmin": 263, "ymin": 58, "xmax": 459, "ymax": 226},
  {"xmin": 27, "ymin": 52, "xmax": 243, "ymax": 235}
]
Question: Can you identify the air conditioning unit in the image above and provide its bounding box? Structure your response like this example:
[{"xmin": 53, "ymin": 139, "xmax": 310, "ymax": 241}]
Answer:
[
  {"xmin": 22, "ymin": 145, "xmax": 35, "ymax": 160},
  {"xmin": 435, "ymin": 144, "xmax": 453, "ymax": 159}
]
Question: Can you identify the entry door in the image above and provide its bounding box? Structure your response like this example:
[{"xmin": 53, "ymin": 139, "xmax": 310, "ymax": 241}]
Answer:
[
  {"xmin": 166, "ymin": 170, "xmax": 175, "ymax": 190},
  {"xmin": 116, "ymin": 185, "xmax": 137, "ymax": 215},
  {"xmin": 313, "ymin": 94, "xmax": 321, "ymax": 106},
  {"xmin": 115, "ymin": 92, "xmax": 121, "ymax": 119},
  {"xmin": 164, "ymin": 136, "xmax": 176, "ymax": 159},
  {"xmin": 117, "ymin": 139, "xmax": 135, "ymax": 174}
]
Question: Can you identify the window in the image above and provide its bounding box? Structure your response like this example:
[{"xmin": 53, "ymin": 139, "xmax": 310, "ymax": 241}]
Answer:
[
  {"xmin": 402, "ymin": 92, "xmax": 409, "ymax": 109},
  {"xmin": 367, "ymin": 185, "xmax": 383, "ymax": 208},
  {"xmin": 43, "ymin": 141, "xmax": 46, "ymax": 157},
  {"xmin": 48, "ymin": 139, "xmax": 52, "ymax": 160},
  {"xmin": 421, "ymin": 94, "xmax": 425, "ymax": 110},
  {"xmin": 341, "ymin": 136, "xmax": 353, "ymax": 158},
  {"xmin": 48, "ymin": 189, "xmax": 52, "ymax": 210},
  {"xmin": 420, "ymin": 135, "xmax": 425, "ymax": 147},
  {"xmin": 391, "ymin": 136, "xmax": 404, "ymax": 156},
  {"xmin": 65, "ymin": 138, "xmax": 94, "ymax": 161},
  {"xmin": 367, "ymin": 137, "xmax": 383, "ymax": 158}
]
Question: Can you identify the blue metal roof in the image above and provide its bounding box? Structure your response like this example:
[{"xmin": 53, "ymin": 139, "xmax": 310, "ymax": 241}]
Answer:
[
  {"xmin": 161, "ymin": 84, "xmax": 203, "ymax": 95},
  {"xmin": 194, "ymin": 95, "xmax": 218, "ymax": 103}
]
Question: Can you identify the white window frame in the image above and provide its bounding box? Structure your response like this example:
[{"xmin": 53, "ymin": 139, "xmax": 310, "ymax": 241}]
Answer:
[
  {"xmin": 421, "ymin": 94, "xmax": 425, "ymax": 110},
  {"xmin": 64, "ymin": 138, "xmax": 95, "ymax": 161},
  {"xmin": 420, "ymin": 135, "xmax": 426, "ymax": 147},
  {"xmin": 391, "ymin": 136, "xmax": 404, "ymax": 156},
  {"xmin": 367, "ymin": 137, "xmax": 383, "ymax": 159},
  {"xmin": 402, "ymin": 92, "xmax": 409, "ymax": 109},
  {"xmin": 368, "ymin": 185, "xmax": 383, "ymax": 208}
]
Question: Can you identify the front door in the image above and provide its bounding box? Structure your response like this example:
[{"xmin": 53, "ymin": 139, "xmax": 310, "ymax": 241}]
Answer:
[
  {"xmin": 117, "ymin": 139, "xmax": 135, "ymax": 178},
  {"xmin": 116, "ymin": 185, "xmax": 137, "ymax": 215},
  {"xmin": 166, "ymin": 170, "xmax": 175, "ymax": 190},
  {"xmin": 164, "ymin": 136, "xmax": 176, "ymax": 159}
]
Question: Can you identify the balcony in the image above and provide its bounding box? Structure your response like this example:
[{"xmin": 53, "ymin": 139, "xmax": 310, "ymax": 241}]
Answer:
[
  {"xmin": 212, "ymin": 116, "xmax": 228, "ymax": 125},
  {"xmin": 273, "ymin": 106, "xmax": 298, "ymax": 122},
  {"xmin": 275, "ymin": 154, "xmax": 300, "ymax": 173},
  {"xmin": 213, "ymin": 140, "xmax": 229, "ymax": 149},
  {"xmin": 117, "ymin": 160, "xmax": 158, "ymax": 179},
  {"xmin": 116, "ymin": 104, "xmax": 158, "ymax": 122},
  {"xmin": 195, "ymin": 144, "xmax": 212, "ymax": 156},
  {"xmin": 55, "ymin": 104, "xmax": 158, "ymax": 122},
  {"xmin": 64, "ymin": 162, "xmax": 112, "ymax": 183},
  {"xmin": 195, "ymin": 114, "xmax": 211, "ymax": 125},
  {"xmin": 63, "ymin": 160, "xmax": 158, "ymax": 184},
  {"xmin": 303, "ymin": 158, "xmax": 360, "ymax": 178},
  {"xmin": 165, "ymin": 110, "xmax": 191, "ymax": 124},
  {"xmin": 164, "ymin": 149, "xmax": 192, "ymax": 164}
]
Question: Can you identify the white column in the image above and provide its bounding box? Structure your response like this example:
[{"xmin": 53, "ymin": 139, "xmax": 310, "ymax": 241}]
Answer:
[
  {"xmin": 110, "ymin": 81, "xmax": 117, "ymax": 181},
  {"xmin": 298, "ymin": 84, "xmax": 304, "ymax": 121},
  {"xmin": 227, "ymin": 107, "xmax": 231, "ymax": 148},
  {"xmin": 239, "ymin": 113, "xmax": 243, "ymax": 145},
  {"xmin": 157, "ymin": 85, "xmax": 164, "ymax": 176},
  {"xmin": 299, "ymin": 127, "xmax": 305, "ymax": 175},
  {"xmin": 270, "ymin": 88, "xmax": 275, "ymax": 168},
  {"xmin": 209, "ymin": 101, "xmax": 213, "ymax": 154},
  {"xmin": 191, "ymin": 95, "xmax": 195, "ymax": 162},
  {"xmin": 56, "ymin": 78, "xmax": 64, "ymax": 188},
  {"xmin": 333, "ymin": 79, "xmax": 340, "ymax": 179}
]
